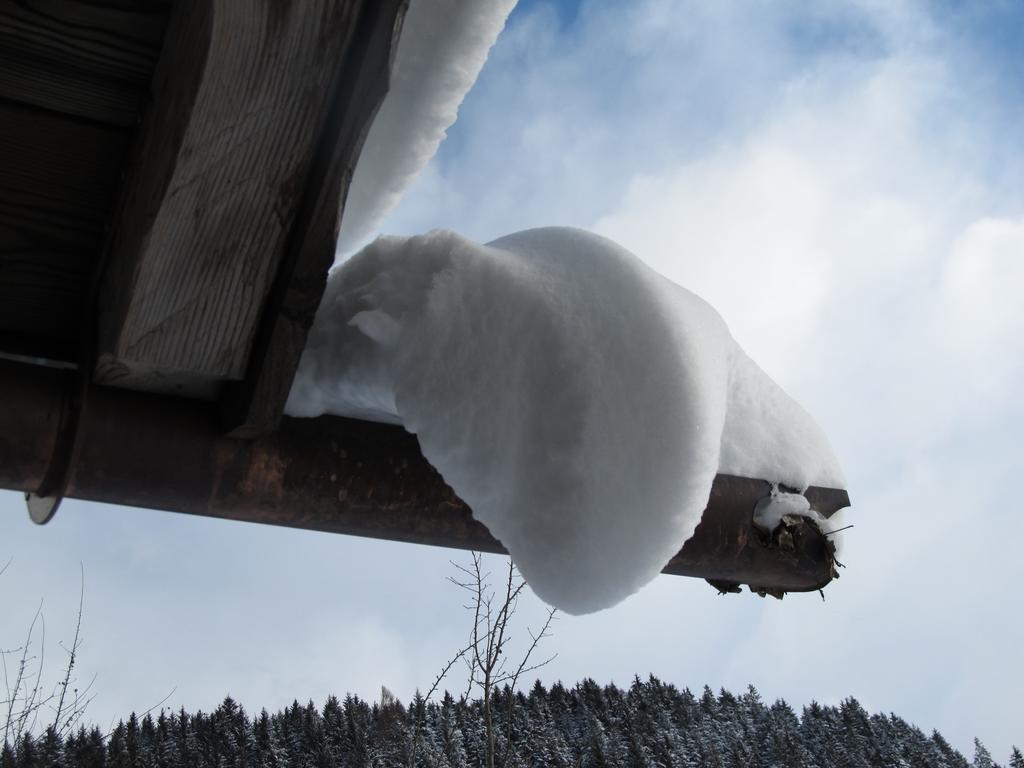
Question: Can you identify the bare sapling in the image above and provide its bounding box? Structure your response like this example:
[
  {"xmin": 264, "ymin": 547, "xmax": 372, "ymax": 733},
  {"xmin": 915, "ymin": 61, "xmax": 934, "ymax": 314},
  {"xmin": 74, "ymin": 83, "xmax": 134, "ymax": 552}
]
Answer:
[
  {"xmin": 449, "ymin": 553, "xmax": 557, "ymax": 768},
  {"xmin": 1, "ymin": 561, "xmax": 95, "ymax": 750}
]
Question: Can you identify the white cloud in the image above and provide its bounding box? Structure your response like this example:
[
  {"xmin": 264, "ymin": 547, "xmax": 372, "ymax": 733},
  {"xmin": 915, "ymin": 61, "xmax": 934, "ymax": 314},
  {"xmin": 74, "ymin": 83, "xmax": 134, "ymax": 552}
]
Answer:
[{"xmin": 941, "ymin": 215, "xmax": 1024, "ymax": 402}]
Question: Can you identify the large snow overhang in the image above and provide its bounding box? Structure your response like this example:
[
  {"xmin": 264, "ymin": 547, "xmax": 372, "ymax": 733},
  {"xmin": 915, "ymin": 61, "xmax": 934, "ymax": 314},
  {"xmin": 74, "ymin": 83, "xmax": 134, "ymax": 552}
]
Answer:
[{"xmin": 0, "ymin": 0, "xmax": 849, "ymax": 598}]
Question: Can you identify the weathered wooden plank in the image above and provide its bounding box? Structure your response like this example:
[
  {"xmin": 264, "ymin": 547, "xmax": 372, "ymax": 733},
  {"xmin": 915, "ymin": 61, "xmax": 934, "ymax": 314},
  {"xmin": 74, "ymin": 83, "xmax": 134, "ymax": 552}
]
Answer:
[
  {"xmin": 0, "ymin": 101, "xmax": 127, "ymax": 227},
  {"xmin": 96, "ymin": 0, "xmax": 375, "ymax": 398},
  {"xmin": 0, "ymin": 250, "xmax": 90, "ymax": 351},
  {"xmin": 0, "ymin": 1, "xmax": 165, "ymax": 123},
  {"xmin": 0, "ymin": 100, "xmax": 129, "ymax": 362},
  {"xmin": 93, "ymin": 0, "xmax": 215, "ymax": 396},
  {"xmin": 222, "ymin": 0, "xmax": 408, "ymax": 437},
  {"xmin": 0, "ymin": 0, "xmax": 167, "ymax": 83},
  {"xmin": 0, "ymin": 49, "xmax": 146, "ymax": 127}
]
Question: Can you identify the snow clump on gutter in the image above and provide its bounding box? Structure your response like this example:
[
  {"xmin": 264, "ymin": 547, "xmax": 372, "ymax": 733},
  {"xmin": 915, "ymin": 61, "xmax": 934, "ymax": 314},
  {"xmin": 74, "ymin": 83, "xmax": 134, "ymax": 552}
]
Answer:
[{"xmin": 286, "ymin": 227, "xmax": 845, "ymax": 614}]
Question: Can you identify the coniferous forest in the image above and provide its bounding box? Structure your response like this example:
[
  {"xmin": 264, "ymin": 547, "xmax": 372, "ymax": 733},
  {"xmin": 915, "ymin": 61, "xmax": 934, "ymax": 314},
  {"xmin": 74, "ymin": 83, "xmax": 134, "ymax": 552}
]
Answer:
[{"xmin": 2, "ymin": 677, "xmax": 1019, "ymax": 768}]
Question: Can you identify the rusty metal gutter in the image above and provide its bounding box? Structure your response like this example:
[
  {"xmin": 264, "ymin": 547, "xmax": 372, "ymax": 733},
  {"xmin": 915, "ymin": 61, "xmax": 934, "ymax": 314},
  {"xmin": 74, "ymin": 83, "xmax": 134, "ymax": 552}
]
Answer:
[{"xmin": 0, "ymin": 359, "xmax": 849, "ymax": 594}]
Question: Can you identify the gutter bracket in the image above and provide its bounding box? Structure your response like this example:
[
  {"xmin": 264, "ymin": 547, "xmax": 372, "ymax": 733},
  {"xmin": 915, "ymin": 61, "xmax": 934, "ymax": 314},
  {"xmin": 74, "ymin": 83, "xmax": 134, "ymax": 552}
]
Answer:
[{"xmin": 25, "ymin": 369, "xmax": 82, "ymax": 524}]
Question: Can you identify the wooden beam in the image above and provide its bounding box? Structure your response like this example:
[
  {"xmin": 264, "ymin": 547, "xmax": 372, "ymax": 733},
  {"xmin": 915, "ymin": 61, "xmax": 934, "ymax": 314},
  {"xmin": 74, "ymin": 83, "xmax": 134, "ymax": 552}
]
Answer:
[
  {"xmin": 0, "ymin": 100, "xmax": 130, "ymax": 362},
  {"xmin": 0, "ymin": 101, "xmax": 126, "ymax": 238},
  {"xmin": 0, "ymin": 250, "xmax": 91, "ymax": 361},
  {"xmin": 95, "ymin": 0, "xmax": 395, "ymax": 399},
  {"xmin": 222, "ymin": 0, "xmax": 408, "ymax": 437},
  {"xmin": 0, "ymin": 0, "xmax": 168, "ymax": 126}
]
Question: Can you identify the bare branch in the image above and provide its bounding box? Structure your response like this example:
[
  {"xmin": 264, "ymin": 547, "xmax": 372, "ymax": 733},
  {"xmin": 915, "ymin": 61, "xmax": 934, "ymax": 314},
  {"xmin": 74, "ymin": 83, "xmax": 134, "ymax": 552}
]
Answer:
[
  {"xmin": 101, "ymin": 687, "xmax": 177, "ymax": 740},
  {"xmin": 25, "ymin": 613, "xmax": 47, "ymax": 738},
  {"xmin": 2, "ymin": 563, "xmax": 98, "ymax": 746},
  {"xmin": 501, "ymin": 606, "xmax": 558, "ymax": 765},
  {"xmin": 52, "ymin": 564, "xmax": 85, "ymax": 735},
  {"xmin": 408, "ymin": 640, "xmax": 475, "ymax": 768},
  {"xmin": 447, "ymin": 554, "xmax": 558, "ymax": 768},
  {"xmin": 4, "ymin": 600, "xmax": 44, "ymax": 745},
  {"xmin": 137, "ymin": 686, "xmax": 178, "ymax": 722}
]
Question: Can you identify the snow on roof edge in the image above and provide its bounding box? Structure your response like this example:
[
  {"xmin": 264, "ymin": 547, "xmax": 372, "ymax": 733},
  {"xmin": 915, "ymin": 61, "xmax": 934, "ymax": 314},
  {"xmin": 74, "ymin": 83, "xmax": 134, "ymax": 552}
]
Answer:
[{"xmin": 335, "ymin": 0, "xmax": 518, "ymax": 258}]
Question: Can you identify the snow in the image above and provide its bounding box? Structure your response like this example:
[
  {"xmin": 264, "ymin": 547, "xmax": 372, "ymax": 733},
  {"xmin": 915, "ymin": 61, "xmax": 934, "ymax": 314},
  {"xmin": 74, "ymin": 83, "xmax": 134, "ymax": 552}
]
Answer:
[
  {"xmin": 335, "ymin": 0, "xmax": 518, "ymax": 256},
  {"xmin": 751, "ymin": 490, "xmax": 816, "ymax": 534},
  {"xmin": 720, "ymin": 350, "xmax": 845, "ymax": 492},
  {"xmin": 287, "ymin": 228, "xmax": 845, "ymax": 614}
]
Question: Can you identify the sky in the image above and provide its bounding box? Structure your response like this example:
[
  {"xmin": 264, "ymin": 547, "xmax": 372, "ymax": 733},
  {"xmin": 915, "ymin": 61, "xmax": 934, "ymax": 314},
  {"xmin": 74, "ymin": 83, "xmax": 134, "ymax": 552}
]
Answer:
[{"xmin": 2, "ymin": 0, "xmax": 1023, "ymax": 760}]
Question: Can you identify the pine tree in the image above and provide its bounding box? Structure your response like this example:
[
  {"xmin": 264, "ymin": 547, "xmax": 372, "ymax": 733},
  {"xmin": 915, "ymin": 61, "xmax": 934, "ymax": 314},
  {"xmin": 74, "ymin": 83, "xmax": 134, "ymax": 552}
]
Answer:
[
  {"xmin": 752, "ymin": 699, "xmax": 807, "ymax": 768},
  {"xmin": 320, "ymin": 697, "xmax": 346, "ymax": 768},
  {"xmin": 620, "ymin": 679, "xmax": 655, "ymax": 768},
  {"xmin": 367, "ymin": 688, "xmax": 409, "ymax": 767},
  {"xmin": 137, "ymin": 713, "xmax": 157, "ymax": 768},
  {"xmin": 1009, "ymin": 747, "xmax": 1024, "ymax": 768},
  {"xmin": 177, "ymin": 707, "xmax": 201, "ymax": 768},
  {"xmin": 836, "ymin": 697, "xmax": 875, "ymax": 767},
  {"xmin": 435, "ymin": 692, "xmax": 468, "ymax": 768},
  {"xmin": 973, "ymin": 738, "xmax": 998, "ymax": 768},
  {"xmin": 641, "ymin": 677, "xmax": 685, "ymax": 766},
  {"xmin": 929, "ymin": 728, "xmax": 971, "ymax": 768},
  {"xmin": 125, "ymin": 713, "xmax": 141, "ymax": 768},
  {"xmin": 0, "ymin": 679, "xmax": 997, "ymax": 768},
  {"xmin": 252, "ymin": 709, "xmax": 276, "ymax": 768},
  {"xmin": 269, "ymin": 713, "xmax": 291, "ymax": 768},
  {"xmin": 15, "ymin": 733, "xmax": 37, "ymax": 768},
  {"xmin": 699, "ymin": 686, "xmax": 718, "ymax": 718},
  {"xmin": 35, "ymin": 727, "xmax": 62, "ymax": 768},
  {"xmin": 153, "ymin": 711, "xmax": 177, "ymax": 768},
  {"xmin": 799, "ymin": 701, "xmax": 831, "ymax": 768},
  {"xmin": 343, "ymin": 694, "xmax": 370, "ymax": 768}
]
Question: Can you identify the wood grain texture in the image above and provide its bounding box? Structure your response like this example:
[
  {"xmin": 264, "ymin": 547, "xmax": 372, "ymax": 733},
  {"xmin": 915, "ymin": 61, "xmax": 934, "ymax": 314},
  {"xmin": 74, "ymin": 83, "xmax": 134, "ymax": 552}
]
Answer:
[
  {"xmin": 96, "ymin": 0, "xmax": 370, "ymax": 398},
  {"xmin": 0, "ymin": 100, "xmax": 129, "ymax": 361},
  {"xmin": 0, "ymin": 0, "xmax": 168, "ymax": 125},
  {"xmin": 0, "ymin": 249, "xmax": 91, "ymax": 358},
  {"xmin": 222, "ymin": 0, "xmax": 408, "ymax": 437},
  {"xmin": 0, "ymin": 1, "xmax": 170, "ymax": 362},
  {"xmin": 94, "ymin": 0, "xmax": 213, "ymax": 394},
  {"xmin": 0, "ymin": 101, "xmax": 127, "ymax": 231}
]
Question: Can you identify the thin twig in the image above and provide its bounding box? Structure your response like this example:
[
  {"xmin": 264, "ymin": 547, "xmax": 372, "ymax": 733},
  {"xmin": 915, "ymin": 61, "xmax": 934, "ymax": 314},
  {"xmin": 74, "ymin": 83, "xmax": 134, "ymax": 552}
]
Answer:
[
  {"xmin": 408, "ymin": 641, "xmax": 474, "ymax": 768},
  {"xmin": 101, "ymin": 687, "xmax": 178, "ymax": 740},
  {"xmin": 4, "ymin": 601, "xmax": 44, "ymax": 745},
  {"xmin": 22, "ymin": 613, "xmax": 50, "ymax": 740},
  {"xmin": 52, "ymin": 565, "xmax": 85, "ymax": 735},
  {"xmin": 501, "ymin": 607, "xmax": 557, "ymax": 765},
  {"xmin": 448, "ymin": 553, "xmax": 558, "ymax": 768}
]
